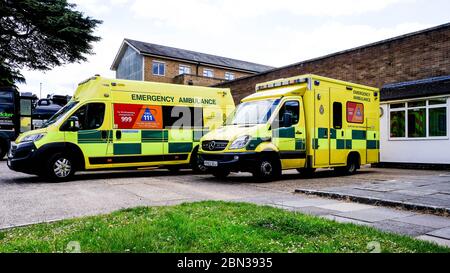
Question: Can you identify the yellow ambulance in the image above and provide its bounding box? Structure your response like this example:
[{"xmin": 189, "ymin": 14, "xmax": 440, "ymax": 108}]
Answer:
[
  {"xmin": 198, "ymin": 74, "xmax": 380, "ymax": 180},
  {"xmin": 7, "ymin": 76, "xmax": 234, "ymax": 180}
]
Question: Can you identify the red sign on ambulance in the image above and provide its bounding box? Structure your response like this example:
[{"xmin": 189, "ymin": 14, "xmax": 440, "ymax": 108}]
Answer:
[
  {"xmin": 346, "ymin": 102, "xmax": 364, "ymax": 123},
  {"xmin": 114, "ymin": 103, "xmax": 163, "ymax": 129}
]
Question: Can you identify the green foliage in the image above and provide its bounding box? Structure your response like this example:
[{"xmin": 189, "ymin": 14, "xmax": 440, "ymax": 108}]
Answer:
[
  {"xmin": 0, "ymin": 0, "xmax": 102, "ymax": 86},
  {"xmin": 0, "ymin": 201, "xmax": 448, "ymax": 253}
]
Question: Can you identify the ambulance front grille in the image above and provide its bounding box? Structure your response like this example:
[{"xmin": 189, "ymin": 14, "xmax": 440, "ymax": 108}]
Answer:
[{"xmin": 201, "ymin": 140, "xmax": 229, "ymax": 151}]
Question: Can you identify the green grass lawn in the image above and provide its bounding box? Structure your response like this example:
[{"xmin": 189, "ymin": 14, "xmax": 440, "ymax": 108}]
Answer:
[{"xmin": 0, "ymin": 201, "xmax": 448, "ymax": 253}]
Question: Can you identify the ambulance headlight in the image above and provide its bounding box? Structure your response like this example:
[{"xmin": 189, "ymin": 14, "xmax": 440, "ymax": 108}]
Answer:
[
  {"xmin": 229, "ymin": 135, "xmax": 251, "ymax": 150},
  {"xmin": 20, "ymin": 133, "xmax": 46, "ymax": 143}
]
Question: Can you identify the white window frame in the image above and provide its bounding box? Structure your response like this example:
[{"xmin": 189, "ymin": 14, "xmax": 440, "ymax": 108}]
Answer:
[
  {"xmin": 178, "ymin": 65, "xmax": 191, "ymax": 75},
  {"xmin": 225, "ymin": 72, "xmax": 235, "ymax": 81},
  {"xmin": 388, "ymin": 97, "xmax": 448, "ymax": 141},
  {"xmin": 152, "ymin": 61, "xmax": 165, "ymax": 76},
  {"xmin": 203, "ymin": 68, "xmax": 214, "ymax": 78}
]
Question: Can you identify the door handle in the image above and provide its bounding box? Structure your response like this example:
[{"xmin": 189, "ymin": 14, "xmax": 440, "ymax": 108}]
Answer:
[
  {"xmin": 296, "ymin": 131, "xmax": 303, "ymax": 135},
  {"xmin": 116, "ymin": 130, "xmax": 122, "ymax": 140}
]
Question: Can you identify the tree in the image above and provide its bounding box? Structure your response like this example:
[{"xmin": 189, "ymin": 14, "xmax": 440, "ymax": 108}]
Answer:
[{"xmin": 0, "ymin": 0, "xmax": 102, "ymax": 86}]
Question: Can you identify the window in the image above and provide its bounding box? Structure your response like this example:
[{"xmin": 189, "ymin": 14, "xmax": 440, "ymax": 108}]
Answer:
[
  {"xmin": 276, "ymin": 100, "xmax": 299, "ymax": 127},
  {"xmin": 70, "ymin": 103, "xmax": 105, "ymax": 130},
  {"xmin": 0, "ymin": 91, "xmax": 13, "ymax": 104},
  {"xmin": 389, "ymin": 98, "xmax": 448, "ymax": 139},
  {"xmin": 225, "ymin": 99, "xmax": 279, "ymax": 126},
  {"xmin": 225, "ymin": 72, "xmax": 235, "ymax": 81},
  {"xmin": 203, "ymin": 69, "xmax": 214, "ymax": 78},
  {"xmin": 44, "ymin": 101, "xmax": 79, "ymax": 128},
  {"xmin": 333, "ymin": 102, "xmax": 342, "ymax": 129},
  {"xmin": 116, "ymin": 46, "xmax": 143, "ymax": 81},
  {"xmin": 429, "ymin": 98, "xmax": 447, "ymax": 105},
  {"xmin": 408, "ymin": 107, "xmax": 426, "ymax": 138},
  {"xmin": 20, "ymin": 99, "xmax": 32, "ymax": 116},
  {"xmin": 390, "ymin": 111, "xmax": 406, "ymax": 137},
  {"xmin": 346, "ymin": 102, "xmax": 364, "ymax": 123},
  {"xmin": 429, "ymin": 107, "xmax": 447, "ymax": 136},
  {"xmin": 179, "ymin": 65, "xmax": 191, "ymax": 75},
  {"xmin": 152, "ymin": 61, "xmax": 165, "ymax": 76},
  {"xmin": 162, "ymin": 106, "xmax": 203, "ymax": 129},
  {"xmin": 390, "ymin": 103, "xmax": 405, "ymax": 109}
]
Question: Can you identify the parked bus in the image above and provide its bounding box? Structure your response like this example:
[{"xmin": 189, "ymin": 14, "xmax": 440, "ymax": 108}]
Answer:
[{"xmin": 0, "ymin": 87, "xmax": 20, "ymax": 159}]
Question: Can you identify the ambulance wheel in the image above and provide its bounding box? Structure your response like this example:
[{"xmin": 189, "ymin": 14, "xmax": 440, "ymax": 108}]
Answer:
[
  {"xmin": 212, "ymin": 169, "xmax": 230, "ymax": 179},
  {"xmin": 46, "ymin": 153, "xmax": 75, "ymax": 181},
  {"xmin": 336, "ymin": 154, "xmax": 359, "ymax": 175},
  {"xmin": 345, "ymin": 155, "xmax": 359, "ymax": 175},
  {"xmin": 190, "ymin": 149, "xmax": 207, "ymax": 173},
  {"xmin": 252, "ymin": 156, "xmax": 281, "ymax": 181},
  {"xmin": 297, "ymin": 168, "xmax": 316, "ymax": 177}
]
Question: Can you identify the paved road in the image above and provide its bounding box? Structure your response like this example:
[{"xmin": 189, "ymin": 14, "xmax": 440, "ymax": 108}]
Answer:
[{"xmin": 1, "ymin": 160, "xmax": 450, "ymax": 247}]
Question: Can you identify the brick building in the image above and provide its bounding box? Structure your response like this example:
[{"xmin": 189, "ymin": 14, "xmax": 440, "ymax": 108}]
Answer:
[
  {"xmin": 110, "ymin": 39, "xmax": 274, "ymax": 86},
  {"xmin": 215, "ymin": 23, "xmax": 450, "ymax": 165},
  {"xmin": 215, "ymin": 23, "xmax": 450, "ymax": 104}
]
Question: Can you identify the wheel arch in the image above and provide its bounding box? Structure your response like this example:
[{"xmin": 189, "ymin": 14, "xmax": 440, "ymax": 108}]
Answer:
[
  {"xmin": 259, "ymin": 149, "xmax": 282, "ymax": 168},
  {"xmin": 255, "ymin": 142, "xmax": 279, "ymax": 153},
  {"xmin": 38, "ymin": 142, "xmax": 86, "ymax": 171},
  {"xmin": 348, "ymin": 151, "xmax": 361, "ymax": 168},
  {"xmin": 189, "ymin": 144, "xmax": 200, "ymax": 163}
]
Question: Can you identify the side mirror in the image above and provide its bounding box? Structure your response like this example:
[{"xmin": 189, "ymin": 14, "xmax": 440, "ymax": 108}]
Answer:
[{"xmin": 66, "ymin": 116, "xmax": 80, "ymax": 131}]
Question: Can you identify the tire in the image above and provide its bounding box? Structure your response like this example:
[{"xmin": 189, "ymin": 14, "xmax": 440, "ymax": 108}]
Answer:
[
  {"xmin": 252, "ymin": 156, "xmax": 281, "ymax": 181},
  {"xmin": 190, "ymin": 149, "xmax": 207, "ymax": 173},
  {"xmin": 46, "ymin": 153, "xmax": 76, "ymax": 181},
  {"xmin": 336, "ymin": 154, "xmax": 359, "ymax": 175},
  {"xmin": 297, "ymin": 168, "xmax": 316, "ymax": 177},
  {"xmin": 212, "ymin": 169, "xmax": 230, "ymax": 179}
]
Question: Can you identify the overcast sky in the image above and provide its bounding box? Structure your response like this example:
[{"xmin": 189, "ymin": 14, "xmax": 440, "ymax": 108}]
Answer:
[{"xmin": 17, "ymin": 0, "xmax": 450, "ymax": 97}]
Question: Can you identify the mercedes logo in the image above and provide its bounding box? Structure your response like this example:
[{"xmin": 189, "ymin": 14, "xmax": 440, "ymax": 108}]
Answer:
[{"xmin": 208, "ymin": 141, "xmax": 216, "ymax": 151}]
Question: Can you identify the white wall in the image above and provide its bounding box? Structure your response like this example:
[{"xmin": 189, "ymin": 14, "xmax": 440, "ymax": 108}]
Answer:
[{"xmin": 380, "ymin": 98, "xmax": 450, "ymax": 164}]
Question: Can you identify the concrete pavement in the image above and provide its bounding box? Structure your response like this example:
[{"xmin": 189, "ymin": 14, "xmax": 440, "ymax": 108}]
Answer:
[{"xmin": 296, "ymin": 172, "xmax": 450, "ymax": 214}]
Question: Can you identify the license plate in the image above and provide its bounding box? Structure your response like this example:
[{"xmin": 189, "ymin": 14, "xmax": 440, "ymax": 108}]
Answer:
[{"xmin": 204, "ymin": 160, "xmax": 218, "ymax": 167}]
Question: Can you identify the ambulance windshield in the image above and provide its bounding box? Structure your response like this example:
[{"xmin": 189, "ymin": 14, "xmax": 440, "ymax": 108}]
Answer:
[
  {"xmin": 42, "ymin": 101, "xmax": 79, "ymax": 128},
  {"xmin": 226, "ymin": 99, "xmax": 280, "ymax": 125}
]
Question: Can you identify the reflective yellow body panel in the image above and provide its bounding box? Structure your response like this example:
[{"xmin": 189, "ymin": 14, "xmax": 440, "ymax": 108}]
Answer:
[
  {"xmin": 16, "ymin": 76, "xmax": 235, "ymax": 171},
  {"xmin": 200, "ymin": 74, "xmax": 380, "ymax": 171}
]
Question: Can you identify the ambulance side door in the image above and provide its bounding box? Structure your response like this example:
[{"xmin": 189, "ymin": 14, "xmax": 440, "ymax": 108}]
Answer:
[
  {"xmin": 314, "ymin": 88, "xmax": 330, "ymax": 166},
  {"xmin": 63, "ymin": 102, "xmax": 110, "ymax": 167},
  {"xmin": 330, "ymin": 89, "xmax": 346, "ymax": 165},
  {"xmin": 272, "ymin": 99, "xmax": 306, "ymax": 169}
]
